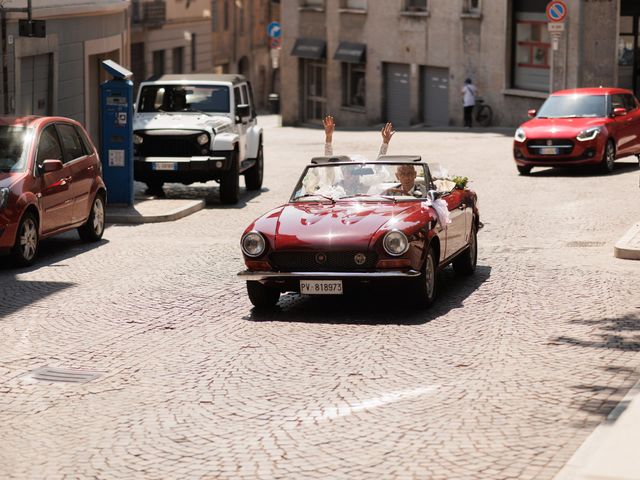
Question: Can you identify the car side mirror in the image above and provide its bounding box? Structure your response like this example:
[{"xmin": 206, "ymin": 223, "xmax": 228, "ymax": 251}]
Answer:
[
  {"xmin": 613, "ymin": 107, "xmax": 627, "ymax": 117},
  {"xmin": 236, "ymin": 104, "xmax": 251, "ymax": 122},
  {"xmin": 527, "ymin": 109, "xmax": 537, "ymax": 118},
  {"xmin": 41, "ymin": 159, "xmax": 63, "ymax": 172}
]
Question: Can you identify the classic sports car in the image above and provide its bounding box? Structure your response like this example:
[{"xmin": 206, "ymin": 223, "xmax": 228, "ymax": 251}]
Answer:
[{"xmin": 238, "ymin": 155, "xmax": 480, "ymax": 309}]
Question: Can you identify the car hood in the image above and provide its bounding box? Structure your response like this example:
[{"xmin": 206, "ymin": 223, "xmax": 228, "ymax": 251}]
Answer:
[
  {"xmin": 522, "ymin": 117, "xmax": 605, "ymax": 138},
  {"xmin": 133, "ymin": 113, "xmax": 233, "ymax": 132},
  {"xmin": 0, "ymin": 171, "xmax": 25, "ymax": 189},
  {"xmin": 269, "ymin": 202, "xmax": 427, "ymax": 251}
]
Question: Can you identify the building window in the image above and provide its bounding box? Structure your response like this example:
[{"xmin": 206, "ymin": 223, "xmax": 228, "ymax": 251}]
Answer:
[
  {"xmin": 404, "ymin": 0, "xmax": 427, "ymax": 12},
  {"xmin": 191, "ymin": 34, "xmax": 197, "ymax": 71},
  {"xmin": 211, "ymin": 0, "xmax": 217, "ymax": 32},
  {"xmin": 224, "ymin": 0, "xmax": 229, "ymax": 30},
  {"xmin": 463, "ymin": 0, "xmax": 480, "ymax": 14},
  {"xmin": 342, "ymin": 0, "xmax": 366, "ymax": 9},
  {"xmin": 172, "ymin": 47, "xmax": 184, "ymax": 74},
  {"xmin": 342, "ymin": 63, "xmax": 365, "ymax": 109},
  {"xmin": 512, "ymin": 0, "xmax": 549, "ymax": 92},
  {"xmin": 299, "ymin": 0, "xmax": 325, "ymax": 9},
  {"xmin": 153, "ymin": 50, "xmax": 165, "ymax": 77}
]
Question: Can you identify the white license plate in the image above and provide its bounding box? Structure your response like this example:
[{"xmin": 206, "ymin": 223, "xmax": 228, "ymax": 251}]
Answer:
[
  {"xmin": 300, "ymin": 280, "xmax": 343, "ymax": 295},
  {"xmin": 540, "ymin": 147, "xmax": 558, "ymax": 155},
  {"xmin": 153, "ymin": 162, "xmax": 177, "ymax": 171}
]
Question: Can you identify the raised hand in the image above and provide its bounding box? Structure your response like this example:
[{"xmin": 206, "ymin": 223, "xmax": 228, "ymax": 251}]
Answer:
[
  {"xmin": 323, "ymin": 115, "xmax": 335, "ymax": 142},
  {"xmin": 381, "ymin": 122, "xmax": 395, "ymax": 144}
]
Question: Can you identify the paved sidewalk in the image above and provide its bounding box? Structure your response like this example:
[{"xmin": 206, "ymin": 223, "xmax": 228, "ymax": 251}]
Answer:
[{"xmin": 105, "ymin": 198, "xmax": 204, "ymax": 224}]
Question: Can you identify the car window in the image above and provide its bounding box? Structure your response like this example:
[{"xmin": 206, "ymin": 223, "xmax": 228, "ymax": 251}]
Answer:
[
  {"xmin": 0, "ymin": 126, "xmax": 28, "ymax": 173},
  {"xmin": 234, "ymin": 86, "xmax": 243, "ymax": 108},
  {"xmin": 138, "ymin": 85, "xmax": 230, "ymax": 113},
  {"xmin": 537, "ymin": 94, "xmax": 607, "ymax": 118},
  {"xmin": 57, "ymin": 123, "xmax": 85, "ymax": 162},
  {"xmin": 36, "ymin": 125, "xmax": 63, "ymax": 167},
  {"xmin": 75, "ymin": 125, "xmax": 95, "ymax": 156},
  {"xmin": 611, "ymin": 94, "xmax": 626, "ymax": 112},
  {"xmin": 623, "ymin": 94, "xmax": 636, "ymax": 111},
  {"xmin": 246, "ymin": 82, "xmax": 257, "ymax": 118}
]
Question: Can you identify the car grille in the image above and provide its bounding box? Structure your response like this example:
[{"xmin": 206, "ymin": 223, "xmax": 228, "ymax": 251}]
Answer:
[
  {"xmin": 137, "ymin": 130, "xmax": 208, "ymax": 157},
  {"xmin": 526, "ymin": 139, "xmax": 574, "ymax": 156},
  {"xmin": 269, "ymin": 251, "xmax": 378, "ymax": 272}
]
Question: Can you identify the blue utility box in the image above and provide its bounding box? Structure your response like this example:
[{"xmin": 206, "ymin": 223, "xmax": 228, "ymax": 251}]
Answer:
[{"xmin": 99, "ymin": 60, "xmax": 134, "ymax": 206}]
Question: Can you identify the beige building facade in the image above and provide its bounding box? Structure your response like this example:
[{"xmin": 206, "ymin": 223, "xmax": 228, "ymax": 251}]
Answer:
[{"xmin": 281, "ymin": 0, "xmax": 634, "ymax": 128}]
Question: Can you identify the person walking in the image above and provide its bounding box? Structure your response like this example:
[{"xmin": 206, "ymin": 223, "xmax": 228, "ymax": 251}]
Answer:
[{"xmin": 462, "ymin": 78, "xmax": 477, "ymax": 128}]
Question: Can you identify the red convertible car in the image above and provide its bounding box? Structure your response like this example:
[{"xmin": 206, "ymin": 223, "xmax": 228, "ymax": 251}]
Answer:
[
  {"xmin": 238, "ymin": 156, "xmax": 480, "ymax": 309},
  {"xmin": 514, "ymin": 87, "xmax": 640, "ymax": 174},
  {"xmin": 0, "ymin": 116, "xmax": 107, "ymax": 266}
]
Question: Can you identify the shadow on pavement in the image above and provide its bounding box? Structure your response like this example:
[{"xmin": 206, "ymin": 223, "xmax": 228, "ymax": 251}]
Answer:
[
  {"xmin": 134, "ymin": 181, "xmax": 268, "ymax": 208},
  {"xmin": 244, "ymin": 264, "xmax": 492, "ymax": 325},
  {"xmin": 554, "ymin": 312, "xmax": 640, "ymax": 352},
  {"xmin": 527, "ymin": 160, "xmax": 639, "ymax": 178}
]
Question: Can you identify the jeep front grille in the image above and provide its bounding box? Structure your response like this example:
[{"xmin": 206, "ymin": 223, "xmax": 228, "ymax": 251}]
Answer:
[{"xmin": 136, "ymin": 130, "xmax": 208, "ymax": 157}]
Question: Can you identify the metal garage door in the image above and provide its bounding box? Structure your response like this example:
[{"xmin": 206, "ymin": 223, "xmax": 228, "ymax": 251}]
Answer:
[
  {"xmin": 20, "ymin": 54, "xmax": 52, "ymax": 116},
  {"xmin": 422, "ymin": 66, "xmax": 449, "ymax": 126},
  {"xmin": 385, "ymin": 63, "xmax": 411, "ymax": 128}
]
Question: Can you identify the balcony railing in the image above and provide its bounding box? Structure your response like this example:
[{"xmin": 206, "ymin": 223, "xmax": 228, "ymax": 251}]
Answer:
[{"xmin": 132, "ymin": 0, "xmax": 166, "ymax": 28}]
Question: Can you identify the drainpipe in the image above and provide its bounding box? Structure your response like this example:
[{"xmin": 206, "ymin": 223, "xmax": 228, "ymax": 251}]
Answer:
[{"xmin": 0, "ymin": 0, "xmax": 33, "ymax": 114}]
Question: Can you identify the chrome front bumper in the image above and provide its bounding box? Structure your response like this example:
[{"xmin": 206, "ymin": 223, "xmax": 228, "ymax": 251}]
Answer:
[{"xmin": 237, "ymin": 270, "xmax": 421, "ymax": 281}]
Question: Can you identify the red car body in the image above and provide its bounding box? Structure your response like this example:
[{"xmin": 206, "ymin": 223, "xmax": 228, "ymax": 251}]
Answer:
[
  {"xmin": 513, "ymin": 87, "xmax": 640, "ymax": 174},
  {"xmin": 0, "ymin": 116, "xmax": 107, "ymax": 266},
  {"xmin": 238, "ymin": 157, "xmax": 480, "ymax": 309}
]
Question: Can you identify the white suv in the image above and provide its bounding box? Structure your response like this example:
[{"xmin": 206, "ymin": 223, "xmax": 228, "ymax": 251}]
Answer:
[{"xmin": 133, "ymin": 74, "xmax": 263, "ymax": 204}]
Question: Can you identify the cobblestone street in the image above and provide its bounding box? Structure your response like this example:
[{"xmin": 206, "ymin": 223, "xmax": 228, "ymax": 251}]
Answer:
[{"xmin": 1, "ymin": 116, "xmax": 639, "ymax": 479}]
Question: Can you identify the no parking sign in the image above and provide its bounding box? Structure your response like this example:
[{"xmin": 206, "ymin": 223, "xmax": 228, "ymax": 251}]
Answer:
[{"xmin": 546, "ymin": 1, "xmax": 567, "ymax": 22}]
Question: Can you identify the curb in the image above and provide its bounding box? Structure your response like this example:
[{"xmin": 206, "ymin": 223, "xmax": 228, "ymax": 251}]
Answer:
[
  {"xmin": 614, "ymin": 222, "xmax": 640, "ymax": 260},
  {"xmin": 106, "ymin": 199, "xmax": 205, "ymax": 224}
]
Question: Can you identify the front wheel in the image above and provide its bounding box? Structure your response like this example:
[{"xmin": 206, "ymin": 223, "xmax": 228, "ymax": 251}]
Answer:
[
  {"xmin": 601, "ymin": 140, "xmax": 615, "ymax": 174},
  {"xmin": 11, "ymin": 211, "xmax": 39, "ymax": 267},
  {"xmin": 244, "ymin": 143, "xmax": 264, "ymax": 191},
  {"xmin": 78, "ymin": 193, "xmax": 105, "ymax": 242},
  {"xmin": 453, "ymin": 222, "xmax": 477, "ymax": 276},
  {"xmin": 219, "ymin": 151, "xmax": 240, "ymax": 204},
  {"xmin": 412, "ymin": 244, "xmax": 438, "ymax": 308},
  {"xmin": 246, "ymin": 281, "xmax": 280, "ymax": 309}
]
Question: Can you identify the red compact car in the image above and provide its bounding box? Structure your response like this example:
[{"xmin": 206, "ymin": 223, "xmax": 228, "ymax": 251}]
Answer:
[
  {"xmin": 513, "ymin": 87, "xmax": 640, "ymax": 175},
  {"xmin": 238, "ymin": 156, "xmax": 480, "ymax": 309},
  {"xmin": 0, "ymin": 116, "xmax": 107, "ymax": 266}
]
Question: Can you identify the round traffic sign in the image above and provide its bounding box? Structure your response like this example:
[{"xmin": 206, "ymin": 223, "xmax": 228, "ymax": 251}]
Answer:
[
  {"xmin": 546, "ymin": 1, "xmax": 567, "ymax": 23},
  {"xmin": 267, "ymin": 21, "xmax": 281, "ymax": 39}
]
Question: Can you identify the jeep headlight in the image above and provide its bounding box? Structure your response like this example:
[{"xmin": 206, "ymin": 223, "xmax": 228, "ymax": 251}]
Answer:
[
  {"xmin": 576, "ymin": 127, "xmax": 602, "ymax": 142},
  {"xmin": 383, "ymin": 230, "xmax": 409, "ymax": 256},
  {"xmin": 197, "ymin": 133, "xmax": 209, "ymax": 145},
  {"xmin": 0, "ymin": 188, "xmax": 9, "ymax": 210},
  {"xmin": 241, "ymin": 231, "xmax": 266, "ymax": 257},
  {"xmin": 514, "ymin": 128, "xmax": 527, "ymax": 142},
  {"xmin": 133, "ymin": 134, "xmax": 144, "ymax": 145}
]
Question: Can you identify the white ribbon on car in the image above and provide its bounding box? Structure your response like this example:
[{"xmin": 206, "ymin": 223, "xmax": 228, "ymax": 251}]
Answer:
[{"xmin": 428, "ymin": 198, "xmax": 452, "ymax": 229}]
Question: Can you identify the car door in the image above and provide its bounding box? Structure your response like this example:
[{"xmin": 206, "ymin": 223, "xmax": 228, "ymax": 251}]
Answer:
[
  {"xmin": 443, "ymin": 189, "xmax": 467, "ymax": 259},
  {"xmin": 610, "ymin": 94, "xmax": 635, "ymax": 155},
  {"xmin": 623, "ymin": 94, "xmax": 640, "ymax": 153},
  {"xmin": 56, "ymin": 123, "xmax": 95, "ymax": 223},
  {"xmin": 234, "ymin": 85, "xmax": 248, "ymax": 160},
  {"xmin": 36, "ymin": 124, "xmax": 74, "ymax": 233}
]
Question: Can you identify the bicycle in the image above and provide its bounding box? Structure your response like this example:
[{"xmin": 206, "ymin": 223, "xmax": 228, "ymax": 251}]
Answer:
[{"xmin": 474, "ymin": 97, "xmax": 493, "ymax": 127}]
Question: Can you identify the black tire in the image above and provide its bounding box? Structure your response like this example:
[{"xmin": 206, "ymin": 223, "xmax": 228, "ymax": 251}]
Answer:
[
  {"xmin": 517, "ymin": 165, "xmax": 532, "ymax": 175},
  {"xmin": 246, "ymin": 281, "xmax": 280, "ymax": 309},
  {"xmin": 453, "ymin": 222, "xmax": 478, "ymax": 276},
  {"xmin": 220, "ymin": 151, "xmax": 240, "ymax": 204},
  {"xmin": 475, "ymin": 105, "xmax": 493, "ymax": 127},
  {"xmin": 11, "ymin": 211, "xmax": 39, "ymax": 267},
  {"xmin": 413, "ymin": 243, "xmax": 438, "ymax": 308},
  {"xmin": 601, "ymin": 140, "xmax": 615, "ymax": 174},
  {"xmin": 244, "ymin": 142, "xmax": 264, "ymax": 191},
  {"xmin": 78, "ymin": 193, "xmax": 106, "ymax": 242}
]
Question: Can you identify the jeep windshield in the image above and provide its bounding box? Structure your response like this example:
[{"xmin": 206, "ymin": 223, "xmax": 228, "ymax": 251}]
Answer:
[
  {"xmin": 137, "ymin": 85, "xmax": 230, "ymax": 113},
  {"xmin": 0, "ymin": 126, "xmax": 29, "ymax": 173}
]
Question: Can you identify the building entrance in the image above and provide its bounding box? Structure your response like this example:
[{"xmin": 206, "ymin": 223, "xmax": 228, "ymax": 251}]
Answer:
[{"xmin": 619, "ymin": 1, "xmax": 640, "ymax": 96}]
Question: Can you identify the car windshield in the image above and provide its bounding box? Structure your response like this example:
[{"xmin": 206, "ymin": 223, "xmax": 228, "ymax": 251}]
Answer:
[
  {"xmin": 536, "ymin": 94, "xmax": 607, "ymax": 118},
  {"xmin": 137, "ymin": 85, "xmax": 230, "ymax": 113},
  {"xmin": 291, "ymin": 162, "xmax": 431, "ymax": 202},
  {"xmin": 0, "ymin": 126, "xmax": 29, "ymax": 173}
]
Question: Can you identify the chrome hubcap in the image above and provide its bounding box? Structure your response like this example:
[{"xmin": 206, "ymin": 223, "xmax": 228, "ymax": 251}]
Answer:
[
  {"xmin": 425, "ymin": 253, "xmax": 435, "ymax": 298},
  {"xmin": 93, "ymin": 198, "xmax": 104, "ymax": 234},
  {"xmin": 19, "ymin": 218, "xmax": 37, "ymax": 260}
]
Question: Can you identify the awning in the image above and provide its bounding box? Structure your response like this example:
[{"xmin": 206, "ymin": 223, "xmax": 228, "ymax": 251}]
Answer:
[
  {"xmin": 333, "ymin": 41, "xmax": 366, "ymax": 63},
  {"xmin": 291, "ymin": 38, "xmax": 326, "ymax": 59}
]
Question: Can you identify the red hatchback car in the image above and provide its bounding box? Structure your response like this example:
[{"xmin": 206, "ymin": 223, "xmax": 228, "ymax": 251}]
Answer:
[
  {"xmin": 513, "ymin": 87, "xmax": 640, "ymax": 174},
  {"xmin": 0, "ymin": 116, "xmax": 106, "ymax": 266}
]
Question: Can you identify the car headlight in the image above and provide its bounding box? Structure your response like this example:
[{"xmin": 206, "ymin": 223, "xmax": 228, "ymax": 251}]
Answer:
[
  {"xmin": 0, "ymin": 188, "xmax": 9, "ymax": 210},
  {"xmin": 197, "ymin": 133, "xmax": 209, "ymax": 145},
  {"xmin": 514, "ymin": 128, "xmax": 526, "ymax": 142},
  {"xmin": 133, "ymin": 134, "xmax": 144, "ymax": 144},
  {"xmin": 576, "ymin": 127, "xmax": 602, "ymax": 142},
  {"xmin": 241, "ymin": 231, "xmax": 266, "ymax": 257},
  {"xmin": 383, "ymin": 230, "xmax": 409, "ymax": 256}
]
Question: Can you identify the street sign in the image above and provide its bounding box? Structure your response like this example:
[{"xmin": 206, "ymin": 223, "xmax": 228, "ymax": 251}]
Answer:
[
  {"xmin": 267, "ymin": 21, "xmax": 281, "ymax": 39},
  {"xmin": 546, "ymin": 1, "xmax": 567, "ymax": 23},
  {"xmin": 548, "ymin": 22, "xmax": 565, "ymax": 32}
]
